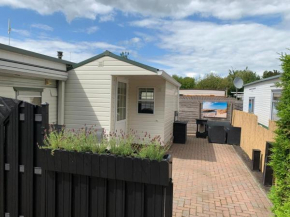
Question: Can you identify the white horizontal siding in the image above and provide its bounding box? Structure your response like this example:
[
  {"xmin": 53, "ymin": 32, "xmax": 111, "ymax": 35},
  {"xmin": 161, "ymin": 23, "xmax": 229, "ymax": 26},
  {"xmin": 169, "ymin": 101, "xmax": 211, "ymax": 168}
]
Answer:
[
  {"xmin": 243, "ymin": 78, "xmax": 282, "ymax": 127},
  {"xmin": 0, "ymin": 50, "xmax": 66, "ymax": 71},
  {"xmin": 0, "ymin": 86, "xmax": 15, "ymax": 98},
  {"xmin": 164, "ymin": 81, "xmax": 178, "ymax": 144},
  {"xmin": 127, "ymin": 77, "xmax": 165, "ymax": 143},
  {"xmin": 0, "ymin": 73, "xmax": 56, "ymax": 88}
]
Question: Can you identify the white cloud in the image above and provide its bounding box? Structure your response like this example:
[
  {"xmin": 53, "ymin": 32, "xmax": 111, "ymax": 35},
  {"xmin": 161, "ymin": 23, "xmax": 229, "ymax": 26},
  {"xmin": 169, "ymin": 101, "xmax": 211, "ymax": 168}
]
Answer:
[
  {"xmin": 12, "ymin": 29, "xmax": 30, "ymax": 36},
  {"xmin": 99, "ymin": 14, "xmax": 115, "ymax": 22},
  {"xmin": 121, "ymin": 37, "xmax": 142, "ymax": 48},
  {"xmin": 86, "ymin": 26, "xmax": 99, "ymax": 34},
  {"xmin": 0, "ymin": 0, "xmax": 113, "ymax": 22},
  {"xmin": 1, "ymin": 0, "xmax": 290, "ymax": 22},
  {"xmin": 185, "ymin": 72, "xmax": 198, "ymax": 78},
  {"xmin": 0, "ymin": 36, "xmax": 125, "ymax": 63},
  {"xmin": 131, "ymin": 19, "xmax": 289, "ymax": 76},
  {"xmin": 74, "ymin": 26, "xmax": 99, "ymax": 34},
  {"xmin": 31, "ymin": 24, "xmax": 53, "ymax": 31},
  {"xmin": 134, "ymin": 32, "xmax": 155, "ymax": 42}
]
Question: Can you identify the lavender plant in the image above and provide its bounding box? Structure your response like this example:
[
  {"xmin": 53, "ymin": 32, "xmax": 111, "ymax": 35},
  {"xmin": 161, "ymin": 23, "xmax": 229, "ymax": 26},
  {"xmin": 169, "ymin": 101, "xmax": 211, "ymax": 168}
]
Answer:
[{"xmin": 42, "ymin": 125, "xmax": 169, "ymax": 161}]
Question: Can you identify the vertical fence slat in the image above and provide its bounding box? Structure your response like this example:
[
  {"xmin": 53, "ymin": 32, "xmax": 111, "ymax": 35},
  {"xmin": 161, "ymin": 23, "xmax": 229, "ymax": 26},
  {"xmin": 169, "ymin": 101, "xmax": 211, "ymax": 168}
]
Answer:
[
  {"xmin": 97, "ymin": 178, "xmax": 107, "ymax": 217},
  {"xmin": 56, "ymin": 173, "xmax": 64, "ymax": 217},
  {"xmin": 80, "ymin": 176, "xmax": 89, "ymax": 217},
  {"xmin": 134, "ymin": 183, "xmax": 144, "ymax": 217},
  {"xmin": 125, "ymin": 182, "xmax": 135, "ymax": 217},
  {"xmin": 107, "ymin": 180, "xmax": 116, "ymax": 217},
  {"xmin": 115, "ymin": 180, "xmax": 125, "ymax": 217},
  {"xmin": 90, "ymin": 177, "xmax": 98, "ymax": 217},
  {"xmin": 11, "ymin": 105, "xmax": 19, "ymax": 217},
  {"xmin": 25, "ymin": 103, "xmax": 34, "ymax": 217},
  {"xmin": 0, "ymin": 124, "xmax": 4, "ymax": 217},
  {"xmin": 46, "ymin": 171, "xmax": 56, "ymax": 217},
  {"xmin": 154, "ymin": 185, "xmax": 163, "ymax": 217},
  {"xmin": 40, "ymin": 103, "xmax": 49, "ymax": 217},
  {"xmin": 165, "ymin": 180, "xmax": 173, "ymax": 217},
  {"xmin": 144, "ymin": 184, "xmax": 155, "ymax": 217},
  {"xmin": 63, "ymin": 173, "xmax": 72, "ymax": 217},
  {"xmin": 72, "ymin": 175, "xmax": 80, "ymax": 217}
]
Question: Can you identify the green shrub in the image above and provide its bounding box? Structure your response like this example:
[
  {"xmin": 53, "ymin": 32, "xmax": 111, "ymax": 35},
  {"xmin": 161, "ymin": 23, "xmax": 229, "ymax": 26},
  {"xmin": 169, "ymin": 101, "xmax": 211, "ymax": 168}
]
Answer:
[
  {"xmin": 268, "ymin": 53, "xmax": 290, "ymax": 216},
  {"xmin": 42, "ymin": 126, "xmax": 169, "ymax": 161},
  {"xmin": 139, "ymin": 137, "xmax": 169, "ymax": 161}
]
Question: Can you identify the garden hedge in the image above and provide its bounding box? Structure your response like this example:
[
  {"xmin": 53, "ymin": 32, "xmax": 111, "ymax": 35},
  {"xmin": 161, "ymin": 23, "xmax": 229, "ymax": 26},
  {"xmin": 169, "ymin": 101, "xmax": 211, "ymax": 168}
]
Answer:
[{"xmin": 269, "ymin": 54, "xmax": 290, "ymax": 216}]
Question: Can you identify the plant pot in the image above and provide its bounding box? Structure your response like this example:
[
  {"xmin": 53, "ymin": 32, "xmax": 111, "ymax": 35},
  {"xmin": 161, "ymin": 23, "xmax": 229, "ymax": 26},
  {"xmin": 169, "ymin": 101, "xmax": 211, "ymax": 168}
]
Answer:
[{"xmin": 39, "ymin": 149, "xmax": 172, "ymax": 186}]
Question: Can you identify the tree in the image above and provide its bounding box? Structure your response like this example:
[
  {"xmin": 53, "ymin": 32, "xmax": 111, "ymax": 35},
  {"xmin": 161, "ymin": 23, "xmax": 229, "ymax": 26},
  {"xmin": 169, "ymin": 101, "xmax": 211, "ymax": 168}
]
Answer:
[
  {"xmin": 227, "ymin": 67, "xmax": 260, "ymax": 95},
  {"xmin": 172, "ymin": 75, "xmax": 195, "ymax": 89},
  {"xmin": 120, "ymin": 52, "xmax": 129, "ymax": 59},
  {"xmin": 269, "ymin": 54, "xmax": 290, "ymax": 216},
  {"xmin": 262, "ymin": 70, "xmax": 281, "ymax": 79},
  {"xmin": 195, "ymin": 73, "xmax": 229, "ymax": 90}
]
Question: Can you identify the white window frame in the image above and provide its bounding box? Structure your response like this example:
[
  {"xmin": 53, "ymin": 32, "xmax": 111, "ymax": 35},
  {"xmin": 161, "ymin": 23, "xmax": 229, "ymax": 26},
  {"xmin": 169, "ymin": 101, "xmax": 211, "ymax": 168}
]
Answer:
[
  {"xmin": 14, "ymin": 87, "xmax": 43, "ymax": 106},
  {"xmin": 271, "ymin": 90, "xmax": 281, "ymax": 121},
  {"xmin": 249, "ymin": 97, "xmax": 255, "ymax": 114},
  {"xmin": 137, "ymin": 87, "xmax": 155, "ymax": 115}
]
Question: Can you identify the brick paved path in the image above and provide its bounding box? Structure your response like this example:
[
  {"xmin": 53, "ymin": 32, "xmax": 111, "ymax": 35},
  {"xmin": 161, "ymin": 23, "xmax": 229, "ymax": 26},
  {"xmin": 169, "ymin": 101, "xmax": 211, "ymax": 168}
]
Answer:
[{"xmin": 169, "ymin": 136, "xmax": 272, "ymax": 217}]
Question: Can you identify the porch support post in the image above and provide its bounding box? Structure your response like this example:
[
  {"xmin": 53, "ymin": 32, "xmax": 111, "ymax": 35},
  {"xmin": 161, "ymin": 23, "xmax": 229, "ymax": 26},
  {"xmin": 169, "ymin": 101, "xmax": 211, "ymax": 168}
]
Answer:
[{"xmin": 58, "ymin": 81, "xmax": 65, "ymax": 125}]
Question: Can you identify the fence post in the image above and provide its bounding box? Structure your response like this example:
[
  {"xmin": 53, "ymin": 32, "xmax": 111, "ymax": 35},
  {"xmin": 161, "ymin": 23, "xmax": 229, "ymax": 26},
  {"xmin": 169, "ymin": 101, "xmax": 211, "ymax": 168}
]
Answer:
[
  {"xmin": 0, "ymin": 124, "xmax": 4, "ymax": 217},
  {"xmin": 40, "ymin": 103, "xmax": 49, "ymax": 217}
]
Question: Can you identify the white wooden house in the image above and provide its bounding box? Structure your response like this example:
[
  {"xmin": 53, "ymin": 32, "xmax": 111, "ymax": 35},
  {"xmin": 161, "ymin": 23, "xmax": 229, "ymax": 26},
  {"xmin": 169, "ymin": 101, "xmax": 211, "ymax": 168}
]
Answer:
[
  {"xmin": 65, "ymin": 51, "xmax": 181, "ymax": 145},
  {"xmin": 243, "ymin": 75, "xmax": 282, "ymax": 127},
  {"xmin": 0, "ymin": 43, "xmax": 72, "ymax": 124},
  {"xmin": 0, "ymin": 44, "xmax": 180, "ymax": 144}
]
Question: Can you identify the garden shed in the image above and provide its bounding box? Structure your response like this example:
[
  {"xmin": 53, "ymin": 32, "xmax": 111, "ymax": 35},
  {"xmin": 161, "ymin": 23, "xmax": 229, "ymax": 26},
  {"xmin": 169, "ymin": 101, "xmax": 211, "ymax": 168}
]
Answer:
[{"xmin": 65, "ymin": 51, "xmax": 181, "ymax": 145}]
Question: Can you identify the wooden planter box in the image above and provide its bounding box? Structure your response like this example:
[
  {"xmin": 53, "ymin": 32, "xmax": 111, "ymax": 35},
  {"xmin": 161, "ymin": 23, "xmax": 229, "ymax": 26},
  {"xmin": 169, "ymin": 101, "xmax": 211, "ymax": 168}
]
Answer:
[{"xmin": 40, "ymin": 149, "xmax": 172, "ymax": 186}]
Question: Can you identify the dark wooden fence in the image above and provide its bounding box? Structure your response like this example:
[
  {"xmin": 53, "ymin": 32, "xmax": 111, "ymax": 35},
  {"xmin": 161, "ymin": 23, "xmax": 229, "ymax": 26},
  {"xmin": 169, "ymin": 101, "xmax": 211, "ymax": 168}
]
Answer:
[{"xmin": 0, "ymin": 97, "xmax": 173, "ymax": 217}]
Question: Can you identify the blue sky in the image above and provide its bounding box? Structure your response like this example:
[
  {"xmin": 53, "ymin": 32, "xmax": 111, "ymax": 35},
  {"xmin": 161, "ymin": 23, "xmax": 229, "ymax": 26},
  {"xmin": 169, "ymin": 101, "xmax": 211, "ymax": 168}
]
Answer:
[
  {"xmin": 203, "ymin": 102, "xmax": 227, "ymax": 110},
  {"xmin": 0, "ymin": 1, "xmax": 289, "ymax": 77}
]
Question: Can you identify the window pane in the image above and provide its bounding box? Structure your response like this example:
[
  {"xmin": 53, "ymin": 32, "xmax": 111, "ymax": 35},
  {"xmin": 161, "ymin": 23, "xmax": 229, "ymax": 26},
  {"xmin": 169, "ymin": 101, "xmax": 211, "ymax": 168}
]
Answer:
[
  {"xmin": 146, "ymin": 89, "xmax": 154, "ymax": 100},
  {"xmin": 273, "ymin": 92, "xmax": 281, "ymax": 101},
  {"xmin": 117, "ymin": 108, "xmax": 120, "ymax": 121},
  {"xmin": 117, "ymin": 82, "xmax": 127, "ymax": 121},
  {"xmin": 249, "ymin": 98, "xmax": 254, "ymax": 113},
  {"xmin": 139, "ymin": 88, "xmax": 154, "ymax": 100},
  {"xmin": 272, "ymin": 102, "xmax": 278, "ymax": 121},
  {"xmin": 138, "ymin": 102, "xmax": 154, "ymax": 114}
]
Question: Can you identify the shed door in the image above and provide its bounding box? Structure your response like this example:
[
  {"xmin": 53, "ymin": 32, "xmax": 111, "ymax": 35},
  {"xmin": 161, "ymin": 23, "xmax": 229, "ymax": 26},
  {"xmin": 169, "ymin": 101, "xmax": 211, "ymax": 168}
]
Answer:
[{"xmin": 115, "ymin": 80, "xmax": 128, "ymax": 135}]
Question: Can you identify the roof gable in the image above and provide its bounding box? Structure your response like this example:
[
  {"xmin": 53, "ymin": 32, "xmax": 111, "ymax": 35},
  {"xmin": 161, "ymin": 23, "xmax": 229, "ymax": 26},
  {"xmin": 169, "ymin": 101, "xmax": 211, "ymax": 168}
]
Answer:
[
  {"xmin": 244, "ymin": 75, "xmax": 281, "ymax": 87},
  {"xmin": 72, "ymin": 50, "xmax": 159, "ymax": 73}
]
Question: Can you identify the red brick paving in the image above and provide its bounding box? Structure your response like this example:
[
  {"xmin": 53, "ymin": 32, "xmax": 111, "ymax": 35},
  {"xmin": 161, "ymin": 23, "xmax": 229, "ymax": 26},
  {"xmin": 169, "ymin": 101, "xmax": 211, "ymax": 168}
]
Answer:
[{"xmin": 169, "ymin": 136, "xmax": 272, "ymax": 217}]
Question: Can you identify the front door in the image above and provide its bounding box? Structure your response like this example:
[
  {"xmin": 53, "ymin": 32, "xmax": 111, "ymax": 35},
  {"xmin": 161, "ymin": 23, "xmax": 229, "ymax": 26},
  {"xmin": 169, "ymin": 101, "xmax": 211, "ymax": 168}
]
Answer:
[{"xmin": 115, "ymin": 80, "xmax": 127, "ymax": 135}]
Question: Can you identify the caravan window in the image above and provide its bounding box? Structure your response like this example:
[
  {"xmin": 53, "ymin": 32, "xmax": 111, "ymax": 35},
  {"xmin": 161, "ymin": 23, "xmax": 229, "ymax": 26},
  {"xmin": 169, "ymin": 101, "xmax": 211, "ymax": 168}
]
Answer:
[
  {"xmin": 15, "ymin": 88, "xmax": 43, "ymax": 106},
  {"xmin": 271, "ymin": 90, "xmax": 281, "ymax": 121},
  {"xmin": 248, "ymin": 98, "xmax": 255, "ymax": 113}
]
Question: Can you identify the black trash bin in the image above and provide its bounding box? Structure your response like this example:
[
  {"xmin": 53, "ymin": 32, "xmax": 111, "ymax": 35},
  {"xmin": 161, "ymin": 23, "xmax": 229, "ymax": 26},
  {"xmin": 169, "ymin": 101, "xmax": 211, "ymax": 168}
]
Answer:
[
  {"xmin": 173, "ymin": 121, "xmax": 188, "ymax": 144},
  {"xmin": 196, "ymin": 119, "xmax": 208, "ymax": 138}
]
